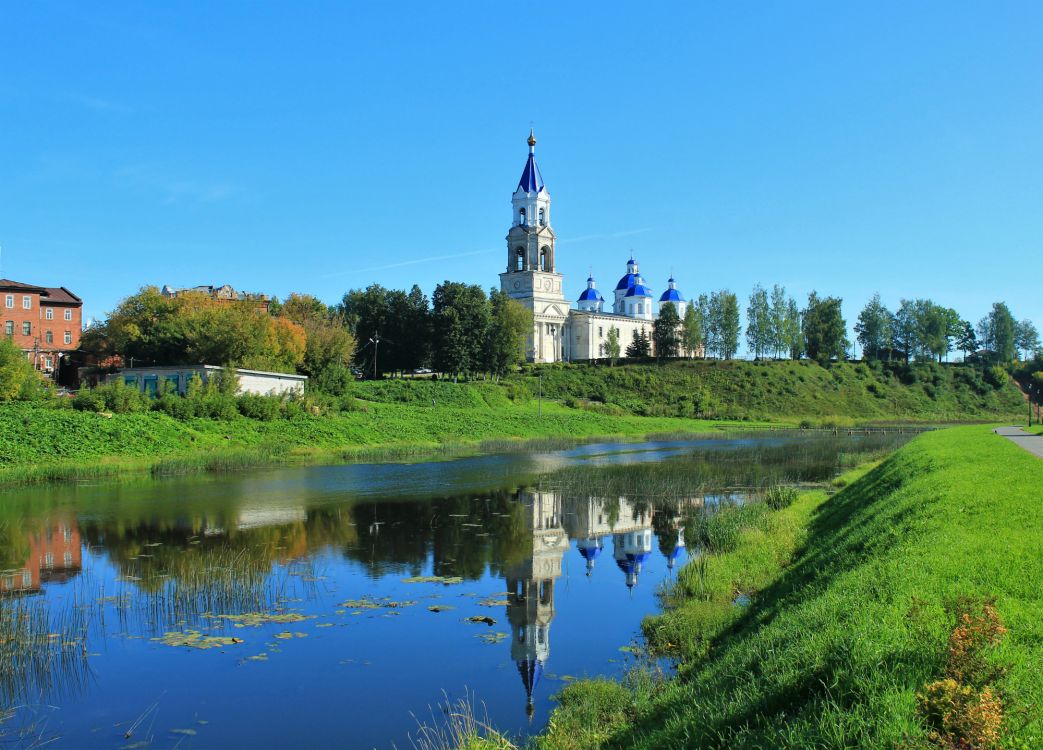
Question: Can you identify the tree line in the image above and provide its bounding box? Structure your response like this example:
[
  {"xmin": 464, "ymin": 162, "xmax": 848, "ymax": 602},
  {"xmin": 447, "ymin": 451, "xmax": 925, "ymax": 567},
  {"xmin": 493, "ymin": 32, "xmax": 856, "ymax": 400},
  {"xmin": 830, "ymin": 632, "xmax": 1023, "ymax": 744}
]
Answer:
[
  {"xmin": 81, "ymin": 282, "xmax": 533, "ymax": 393},
  {"xmin": 644, "ymin": 285, "xmax": 1039, "ymax": 365}
]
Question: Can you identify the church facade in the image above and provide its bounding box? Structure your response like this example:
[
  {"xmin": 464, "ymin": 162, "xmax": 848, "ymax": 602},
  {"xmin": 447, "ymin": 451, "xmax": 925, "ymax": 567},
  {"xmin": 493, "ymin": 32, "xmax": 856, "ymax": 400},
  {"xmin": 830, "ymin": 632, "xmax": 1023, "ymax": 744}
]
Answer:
[{"xmin": 499, "ymin": 131, "xmax": 689, "ymax": 362}]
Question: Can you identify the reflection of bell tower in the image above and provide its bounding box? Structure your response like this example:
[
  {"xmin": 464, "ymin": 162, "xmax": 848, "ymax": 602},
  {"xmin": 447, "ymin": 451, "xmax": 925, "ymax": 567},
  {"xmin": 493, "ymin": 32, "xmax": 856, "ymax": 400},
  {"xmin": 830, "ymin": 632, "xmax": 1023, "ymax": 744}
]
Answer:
[
  {"xmin": 505, "ymin": 490, "xmax": 568, "ymax": 718},
  {"xmin": 499, "ymin": 130, "xmax": 567, "ymax": 363}
]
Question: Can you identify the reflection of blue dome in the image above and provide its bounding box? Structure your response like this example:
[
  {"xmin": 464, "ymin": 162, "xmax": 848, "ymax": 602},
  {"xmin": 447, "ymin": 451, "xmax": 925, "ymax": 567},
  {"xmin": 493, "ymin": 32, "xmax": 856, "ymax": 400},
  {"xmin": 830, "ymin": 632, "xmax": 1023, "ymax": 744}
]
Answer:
[
  {"xmin": 626, "ymin": 551, "xmax": 652, "ymax": 565},
  {"xmin": 666, "ymin": 545, "xmax": 683, "ymax": 561},
  {"xmin": 578, "ymin": 545, "xmax": 602, "ymax": 561}
]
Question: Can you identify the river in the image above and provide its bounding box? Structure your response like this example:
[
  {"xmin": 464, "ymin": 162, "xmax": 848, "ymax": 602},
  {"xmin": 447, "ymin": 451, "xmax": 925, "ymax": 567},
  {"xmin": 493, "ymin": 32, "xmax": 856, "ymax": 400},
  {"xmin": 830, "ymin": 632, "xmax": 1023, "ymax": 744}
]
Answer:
[{"xmin": 0, "ymin": 432, "xmax": 902, "ymax": 749}]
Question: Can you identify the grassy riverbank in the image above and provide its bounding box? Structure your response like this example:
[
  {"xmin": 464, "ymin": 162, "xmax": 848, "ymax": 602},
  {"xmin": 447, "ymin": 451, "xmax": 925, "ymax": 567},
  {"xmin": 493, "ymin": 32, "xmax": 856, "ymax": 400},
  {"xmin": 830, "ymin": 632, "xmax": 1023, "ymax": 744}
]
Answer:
[
  {"xmin": 0, "ymin": 398, "xmax": 742, "ymax": 486},
  {"xmin": 528, "ymin": 426, "xmax": 1042, "ymax": 749},
  {"xmin": 507, "ymin": 360, "xmax": 1024, "ymax": 422}
]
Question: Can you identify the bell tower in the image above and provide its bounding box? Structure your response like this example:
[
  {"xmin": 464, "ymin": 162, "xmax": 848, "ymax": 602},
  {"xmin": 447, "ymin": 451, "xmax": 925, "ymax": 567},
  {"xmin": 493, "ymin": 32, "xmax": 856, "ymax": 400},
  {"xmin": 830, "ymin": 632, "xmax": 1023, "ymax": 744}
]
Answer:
[{"xmin": 499, "ymin": 130, "xmax": 568, "ymax": 363}]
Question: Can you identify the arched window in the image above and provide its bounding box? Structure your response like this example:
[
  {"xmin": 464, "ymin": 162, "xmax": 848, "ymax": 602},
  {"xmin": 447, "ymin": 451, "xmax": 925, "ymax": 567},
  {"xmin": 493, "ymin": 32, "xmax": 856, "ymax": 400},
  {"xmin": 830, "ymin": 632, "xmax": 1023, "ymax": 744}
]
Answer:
[
  {"xmin": 539, "ymin": 248, "xmax": 547, "ymax": 271},
  {"xmin": 515, "ymin": 247, "xmax": 525, "ymax": 271},
  {"xmin": 518, "ymin": 207, "xmax": 526, "ymax": 225},
  {"xmin": 538, "ymin": 208, "xmax": 545, "ymax": 226}
]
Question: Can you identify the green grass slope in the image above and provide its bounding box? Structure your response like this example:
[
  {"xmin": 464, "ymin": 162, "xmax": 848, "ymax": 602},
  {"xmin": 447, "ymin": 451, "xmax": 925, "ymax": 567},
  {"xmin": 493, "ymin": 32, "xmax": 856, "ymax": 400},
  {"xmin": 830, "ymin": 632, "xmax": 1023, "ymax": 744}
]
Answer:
[
  {"xmin": 508, "ymin": 360, "xmax": 1024, "ymax": 421},
  {"xmin": 0, "ymin": 397, "xmax": 724, "ymax": 483},
  {"xmin": 539, "ymin": 427, "xmax": 1043, "ymax": 749}
]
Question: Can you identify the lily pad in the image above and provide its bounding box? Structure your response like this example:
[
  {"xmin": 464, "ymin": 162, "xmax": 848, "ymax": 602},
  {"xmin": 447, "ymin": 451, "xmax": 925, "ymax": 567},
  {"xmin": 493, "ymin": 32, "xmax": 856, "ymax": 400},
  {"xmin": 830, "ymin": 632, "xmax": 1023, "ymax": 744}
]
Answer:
[
  {"xmin": 203, "ymin": 612, "xmax": 313, "ymax": 627},
  {"xmin": 478, "ymin": 599, "xmax": 509, "ymax": 607},
  {"xmin": 465, "ymin": 616, "xmax": 496, "ymax": 626},
  {"xmin": 427, "ymin": 605, "xmax": 455, "ymax": 613},
  {"xmin": 476, "ymin": 631, "xmax": 508, "ymax": 644},
  {"xmin": 152, "ymin": 631, "xmax": 243, "ymax": 649},
  {"xmin": 401, "ymin": 575, "xmax": 463, "ymax": 585}
]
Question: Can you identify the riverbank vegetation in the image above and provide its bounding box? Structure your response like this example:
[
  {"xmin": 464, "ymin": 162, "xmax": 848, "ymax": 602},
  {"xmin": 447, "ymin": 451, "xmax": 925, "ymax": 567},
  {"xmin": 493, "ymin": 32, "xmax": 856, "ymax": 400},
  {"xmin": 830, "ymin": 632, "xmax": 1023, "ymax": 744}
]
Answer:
[
  {"xmin": 532, "ymin": 426, "xmax": 1042, "ymax": 749},
  {"xmin": 0, "ymin": 356, "xmax": 1027, "ymax": 486}
]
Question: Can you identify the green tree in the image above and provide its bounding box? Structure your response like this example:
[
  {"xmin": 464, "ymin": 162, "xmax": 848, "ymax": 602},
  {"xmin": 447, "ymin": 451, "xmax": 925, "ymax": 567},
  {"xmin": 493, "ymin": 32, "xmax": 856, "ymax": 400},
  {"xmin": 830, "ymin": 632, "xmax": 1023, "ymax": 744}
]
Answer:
[
  {"xmin": 432, "ymin": 282, "xmax": 490, "ymax": 377},
  {"xmin": 1015, "ymin": 319, "xmax": 1040, "ymax": 360},
  {"xmin": 681, "ymin": 304, "xmax": 704, "ymax": 358},
  {"xmin": 653, "ymin": 302, "xmax": 681, "ymax": 359},
  {"xmin": 768, "ymin": 284, "xmax": 790, "ymax": 359},
  {"xmin": 802, "ymin": 292, "xmax": 848, "ymax": 364},
  {"xmin": 485, "ymin": 289, "xmax": 533, "ymax": 376},
  {"xmin": 893, "ymin": 299, "xmax": 919, "ymax": 364},
  {"xmin": 707, "ymin": 290, "xmax": 740, "ymax": 360},
  {"xmin": 956, "ymin": 321, "xmax": 978, "ymax": 361},
  {"xmin": 855, "ymin": 293, "xmax": 893, "ymax": 361},
  {"xmin": 785, "ymin": 298, "xmax": 802, "ymax": 359},
  {"xmin": 605, "ymin": 326, "xmax": 621, "ymax": 365},
  {"xmin": 92, "ymin": 286, "xmax": 305, "ymax": 373},
  {"xmin": 625, "ymin": 328, "xmax": 651, "ymax": 358},
  {"xmin": 0, "ymin": 337, "xmax": 51, "ymax": 401},
  {"xmin": 745, "ymin": 284, "xmax": 771, "ymax": 359},
  {"xmin": 277, "ymin": 292, "xmax": 356, "ymax": 392},
  {"xmin": 978, "ymin": 302, "xmax": 1017, "ymax": 363}
]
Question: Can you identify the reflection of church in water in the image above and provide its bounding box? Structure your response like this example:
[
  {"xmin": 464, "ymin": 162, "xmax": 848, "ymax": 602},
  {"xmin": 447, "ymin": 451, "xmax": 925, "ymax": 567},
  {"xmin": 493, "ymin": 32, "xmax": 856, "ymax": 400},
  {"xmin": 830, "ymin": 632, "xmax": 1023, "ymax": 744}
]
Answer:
[{"xmin": 504, "ymin": 491, "xmax": 690, "ymax": 717}]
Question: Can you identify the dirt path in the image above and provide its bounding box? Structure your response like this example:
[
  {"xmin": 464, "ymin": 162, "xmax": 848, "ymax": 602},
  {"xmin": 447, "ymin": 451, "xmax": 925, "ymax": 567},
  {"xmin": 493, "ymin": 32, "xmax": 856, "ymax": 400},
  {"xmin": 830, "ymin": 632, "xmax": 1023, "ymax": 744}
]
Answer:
[{"xmin": 994, "ymin": 426, "xmax": 1043, "ymax": 459}]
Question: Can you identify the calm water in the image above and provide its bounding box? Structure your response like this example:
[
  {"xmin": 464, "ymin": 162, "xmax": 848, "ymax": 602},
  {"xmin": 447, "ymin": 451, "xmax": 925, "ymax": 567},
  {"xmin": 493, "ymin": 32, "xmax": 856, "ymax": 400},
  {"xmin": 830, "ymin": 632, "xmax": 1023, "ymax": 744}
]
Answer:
[{"xmin": 0, "ymin": 434, "xmax": 896, "ymax": 749}]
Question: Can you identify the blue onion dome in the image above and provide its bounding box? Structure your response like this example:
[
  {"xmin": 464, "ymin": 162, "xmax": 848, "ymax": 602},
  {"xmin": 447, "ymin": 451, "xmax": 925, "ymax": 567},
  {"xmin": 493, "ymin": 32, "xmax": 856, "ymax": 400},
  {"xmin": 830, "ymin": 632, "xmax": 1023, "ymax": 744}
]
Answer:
[
  {"xmin": 626, "ymin": 550, "xmax": 652, "ymax": 565},
  {"xmin": 577, "ymin": 277, "xmax": 604, "ymax": 302},
  {"xmin": 659, "ymin": 276, "xmax": 685, "ymax": 303},
  {"xmin": 615, "ymin": 256, "xmax": 640, "ymax": 291},
  {"xmin": 624, "ymin": 275, "xmax": 653, "ymax": 298}
]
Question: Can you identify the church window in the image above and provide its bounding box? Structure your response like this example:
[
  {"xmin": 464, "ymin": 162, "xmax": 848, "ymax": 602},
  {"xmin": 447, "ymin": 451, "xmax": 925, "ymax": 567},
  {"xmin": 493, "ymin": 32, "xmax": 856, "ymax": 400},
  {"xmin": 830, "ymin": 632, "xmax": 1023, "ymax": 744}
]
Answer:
[
  {"xmin": 538, "ymin": 208, "xmax": 545, "ymax": 225},
  {"xmin": 515, "ymin": 247, "xmax": 525, "ymax": 271},
  {"xmin": 518, "ymin": 207, "xmax": 526, "ymax": 225},
  {"xmin": 598, "ymin": 327, "xmax": 603, "ymax": 337}
]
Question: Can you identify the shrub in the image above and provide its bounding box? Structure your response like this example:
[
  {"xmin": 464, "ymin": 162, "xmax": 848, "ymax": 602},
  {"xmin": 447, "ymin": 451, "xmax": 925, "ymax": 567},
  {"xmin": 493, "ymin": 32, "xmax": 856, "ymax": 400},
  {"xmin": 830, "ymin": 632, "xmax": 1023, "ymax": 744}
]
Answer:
[
  {"xmin": 237, "ymin": 393, "xmax": 282, "ymax": 421},
  {"xmin": 983, "ymin": 365, "xmax": 1007, "ymax": 389},
  {"xmin": 152, "ymin": 392, "xmax": 191, "ymax": 419},
  {"xmin": 915, "ymin": 598, "xmax": 1008, "ymax": 749},
  {"xmin": 72, "ymin": 388, "xmax": 106, "ymax": 413}
]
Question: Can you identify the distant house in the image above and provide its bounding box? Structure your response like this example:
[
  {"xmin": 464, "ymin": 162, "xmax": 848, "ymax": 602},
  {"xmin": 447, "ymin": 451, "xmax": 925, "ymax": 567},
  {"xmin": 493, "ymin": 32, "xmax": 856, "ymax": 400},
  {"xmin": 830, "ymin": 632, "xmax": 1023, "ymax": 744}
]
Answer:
[
  {"xmin": 0, "ymin": 278, "xmax": 83, "ymax": 380},
  {"xmin": 106, "ymin": 365, "xmax": 306, "ymax": 397},
  {"xmin": 161, "ymin": 283, "xmax": 270, "ymax": 313}
]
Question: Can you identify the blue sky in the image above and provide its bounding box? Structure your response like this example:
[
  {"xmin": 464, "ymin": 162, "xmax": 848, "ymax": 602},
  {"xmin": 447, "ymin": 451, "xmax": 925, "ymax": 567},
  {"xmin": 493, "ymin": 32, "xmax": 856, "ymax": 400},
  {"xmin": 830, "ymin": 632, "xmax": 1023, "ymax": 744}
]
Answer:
[{"xmin": 2, "ymin": 2, "xmax": 1040, "ymax": 345}]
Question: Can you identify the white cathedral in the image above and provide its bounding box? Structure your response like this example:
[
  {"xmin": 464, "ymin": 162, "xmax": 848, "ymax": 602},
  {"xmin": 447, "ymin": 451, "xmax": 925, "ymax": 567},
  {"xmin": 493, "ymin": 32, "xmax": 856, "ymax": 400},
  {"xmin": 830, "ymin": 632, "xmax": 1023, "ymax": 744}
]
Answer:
[{"xmin": 499, "ymin": 130, "xmax": 689, "ymax": 362}]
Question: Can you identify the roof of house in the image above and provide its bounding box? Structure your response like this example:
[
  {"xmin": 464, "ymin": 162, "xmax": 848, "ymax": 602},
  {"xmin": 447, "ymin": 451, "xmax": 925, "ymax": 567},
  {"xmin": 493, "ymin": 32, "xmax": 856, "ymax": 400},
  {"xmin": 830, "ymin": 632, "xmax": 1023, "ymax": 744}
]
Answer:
[
  {"xmin": 0, "ymin": 279, "xmax": 81, "ymax": 304},
  {"xmin": 0, "ymin": 278, "xmax": 47, "ymax": 292}
]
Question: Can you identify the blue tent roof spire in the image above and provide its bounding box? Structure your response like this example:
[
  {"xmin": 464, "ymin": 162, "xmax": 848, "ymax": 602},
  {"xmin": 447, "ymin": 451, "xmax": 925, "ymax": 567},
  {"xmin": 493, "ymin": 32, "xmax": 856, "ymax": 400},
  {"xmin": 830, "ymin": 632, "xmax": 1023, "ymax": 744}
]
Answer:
[{"xmin": 517, "ymin": 130, "xmax": 545, "ymax": 193}]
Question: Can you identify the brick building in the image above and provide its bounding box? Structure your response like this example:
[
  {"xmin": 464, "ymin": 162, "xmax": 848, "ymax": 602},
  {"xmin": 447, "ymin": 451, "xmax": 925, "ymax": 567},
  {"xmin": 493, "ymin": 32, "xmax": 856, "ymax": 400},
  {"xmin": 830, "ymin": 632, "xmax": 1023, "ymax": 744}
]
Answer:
[{"xmin": 0, "ymin": 279, "xmax": 83, "ymax": 377}]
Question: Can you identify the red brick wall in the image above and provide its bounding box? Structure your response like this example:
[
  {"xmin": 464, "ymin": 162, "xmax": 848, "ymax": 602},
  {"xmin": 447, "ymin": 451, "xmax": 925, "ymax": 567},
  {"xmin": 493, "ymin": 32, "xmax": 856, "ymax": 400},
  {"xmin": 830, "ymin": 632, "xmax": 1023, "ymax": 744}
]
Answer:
[{"xmin": 1, "ymin": 289, "xmax": 82, "ymax": 371}]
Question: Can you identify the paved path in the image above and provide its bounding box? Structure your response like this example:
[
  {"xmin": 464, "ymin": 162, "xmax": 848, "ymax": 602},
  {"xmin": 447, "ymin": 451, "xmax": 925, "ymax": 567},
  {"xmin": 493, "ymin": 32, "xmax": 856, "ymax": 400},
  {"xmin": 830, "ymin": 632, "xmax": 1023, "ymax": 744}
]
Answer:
[{"xmin": 994, "ymin": 426, "xmax": 1043, "ymax": 459}]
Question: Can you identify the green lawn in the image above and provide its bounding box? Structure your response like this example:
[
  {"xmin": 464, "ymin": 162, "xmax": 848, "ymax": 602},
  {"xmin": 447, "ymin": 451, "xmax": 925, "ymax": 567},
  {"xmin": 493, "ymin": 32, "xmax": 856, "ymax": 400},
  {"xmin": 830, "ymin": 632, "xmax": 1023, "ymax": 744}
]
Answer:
[{"xmin": 536, "ymin": 427, "xmax": 1043, "ymax": 749}]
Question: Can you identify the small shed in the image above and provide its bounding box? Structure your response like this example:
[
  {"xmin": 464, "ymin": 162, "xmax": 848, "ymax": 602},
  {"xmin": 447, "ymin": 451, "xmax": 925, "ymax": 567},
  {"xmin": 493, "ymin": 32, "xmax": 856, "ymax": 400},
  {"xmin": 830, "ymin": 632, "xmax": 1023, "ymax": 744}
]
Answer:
[{"xmin": 106, "ymin": 365, "xmax": 306, "ymax": 397}]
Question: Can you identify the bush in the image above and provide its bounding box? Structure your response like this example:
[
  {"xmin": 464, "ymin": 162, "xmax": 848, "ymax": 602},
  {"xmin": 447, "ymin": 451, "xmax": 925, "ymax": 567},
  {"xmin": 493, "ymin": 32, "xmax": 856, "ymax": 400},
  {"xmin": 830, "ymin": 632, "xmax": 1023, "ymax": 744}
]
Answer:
[
  {"xmin": 73, "ymin": 380, "xmax": 150, "ymax": 414},
  {"xmin": 72, "ymin": 388, "xmax": 106, "ymax": 413},
  {"xmin": 152, "ymin": 392, "xmax": 191, "ymax": 419},
  {"xmin": 237, "ymin": 393, "xmax": 282, "ymax": 421}
]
